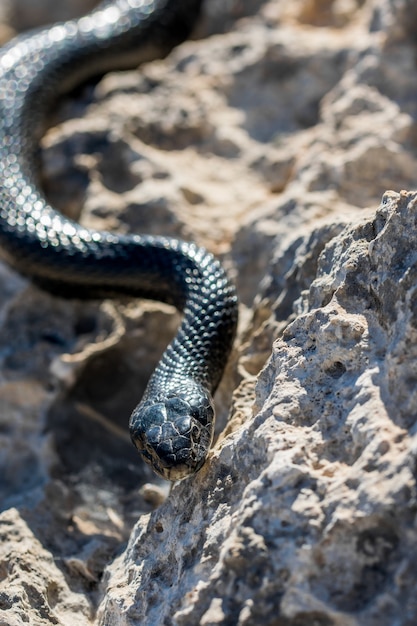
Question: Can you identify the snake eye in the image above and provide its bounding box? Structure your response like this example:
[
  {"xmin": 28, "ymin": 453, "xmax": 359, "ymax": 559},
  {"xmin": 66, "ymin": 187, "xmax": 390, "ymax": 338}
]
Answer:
[{"xmin": 191, "ymin": 422, "xmax": 200, "ymax": 440}]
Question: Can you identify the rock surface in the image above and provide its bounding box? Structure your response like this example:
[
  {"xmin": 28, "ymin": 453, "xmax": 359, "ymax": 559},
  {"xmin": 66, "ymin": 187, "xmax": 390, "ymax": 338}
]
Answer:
[{"xmin": 0, "ymin": 0, "xmax": 417, "ymax": 625}]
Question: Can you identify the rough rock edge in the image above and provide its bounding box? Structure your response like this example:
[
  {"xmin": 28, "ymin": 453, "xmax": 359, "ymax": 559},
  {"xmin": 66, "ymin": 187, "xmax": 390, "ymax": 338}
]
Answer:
[
  {"xmin": 98, "ymin": 190, "xmax": 417, "ymax": 626},
  {"xmin": 0, "ymin": 0, "xmax": 417, "ymax": 624}
]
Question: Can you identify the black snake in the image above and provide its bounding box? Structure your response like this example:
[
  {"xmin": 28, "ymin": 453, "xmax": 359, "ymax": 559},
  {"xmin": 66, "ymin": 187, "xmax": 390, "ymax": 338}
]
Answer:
[{"xmin": 0, "ymin": 0, "xmax": 238, "ymax": 481}]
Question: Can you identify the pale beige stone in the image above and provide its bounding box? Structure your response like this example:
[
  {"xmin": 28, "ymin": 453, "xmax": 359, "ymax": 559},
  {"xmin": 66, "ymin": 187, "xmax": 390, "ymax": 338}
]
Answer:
[{"xmin": 0, "ymin": 0, "xmax": 416, "ymax": 625}]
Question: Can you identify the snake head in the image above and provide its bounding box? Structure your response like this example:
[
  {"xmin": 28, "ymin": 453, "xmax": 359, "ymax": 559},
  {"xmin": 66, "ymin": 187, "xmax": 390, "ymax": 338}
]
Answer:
[{"xmin": 129, "ymin": 383, "xmax": 215, "ymax": 481}]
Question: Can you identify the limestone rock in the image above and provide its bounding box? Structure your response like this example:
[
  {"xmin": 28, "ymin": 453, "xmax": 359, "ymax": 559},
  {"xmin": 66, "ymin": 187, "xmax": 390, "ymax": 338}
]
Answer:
[
  {"xmin": 0, "ymin": 0, "xmax": 416, "ymax": 625},
  {"xmin": 98, "ymin": 190, "xmax": 417, "ymax": 626}
]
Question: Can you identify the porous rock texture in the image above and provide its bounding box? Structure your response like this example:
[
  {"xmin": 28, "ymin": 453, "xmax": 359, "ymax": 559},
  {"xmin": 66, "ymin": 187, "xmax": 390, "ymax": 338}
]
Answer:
[{"xmin": 0, "ymin": 0, "xmax": 417, "ymax": 625}]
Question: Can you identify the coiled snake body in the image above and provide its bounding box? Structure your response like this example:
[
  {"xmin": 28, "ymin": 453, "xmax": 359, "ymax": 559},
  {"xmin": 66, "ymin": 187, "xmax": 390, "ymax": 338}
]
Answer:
[{"xmin": 0, "ymin": 0, "xmax": 238, "ymax": 481}]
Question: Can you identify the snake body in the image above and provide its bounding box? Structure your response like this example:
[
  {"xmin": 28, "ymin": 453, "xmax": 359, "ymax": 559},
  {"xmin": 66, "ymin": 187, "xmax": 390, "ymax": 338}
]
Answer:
[{"xmin": 0, "ymin": 0, "xmax": 238, "ymax": 481}]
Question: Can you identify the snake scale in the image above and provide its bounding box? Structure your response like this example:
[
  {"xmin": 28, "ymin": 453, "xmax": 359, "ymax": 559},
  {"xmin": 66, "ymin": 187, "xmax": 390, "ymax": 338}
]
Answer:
[{"xmin": 0, "ymin": 0, "xmax": 238, "ymax": 481}]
